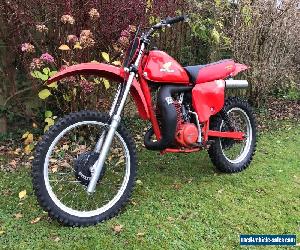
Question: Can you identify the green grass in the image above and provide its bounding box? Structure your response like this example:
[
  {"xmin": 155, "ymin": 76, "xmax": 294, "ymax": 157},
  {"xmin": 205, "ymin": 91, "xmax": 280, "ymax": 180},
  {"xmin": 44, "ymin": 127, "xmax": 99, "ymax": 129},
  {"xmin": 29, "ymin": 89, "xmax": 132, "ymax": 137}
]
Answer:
[{"xmin": 0, "ymin": 122, "xmax": 299, "ymax": 249}]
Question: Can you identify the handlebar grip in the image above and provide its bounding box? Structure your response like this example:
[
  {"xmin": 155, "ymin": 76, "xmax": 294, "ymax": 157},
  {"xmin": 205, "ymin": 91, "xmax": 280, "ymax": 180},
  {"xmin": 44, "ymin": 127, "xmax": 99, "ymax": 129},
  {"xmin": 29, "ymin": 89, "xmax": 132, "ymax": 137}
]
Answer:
[{"xmin": 165, "ymin": 15, "xmax": 187, "ymax": 25}]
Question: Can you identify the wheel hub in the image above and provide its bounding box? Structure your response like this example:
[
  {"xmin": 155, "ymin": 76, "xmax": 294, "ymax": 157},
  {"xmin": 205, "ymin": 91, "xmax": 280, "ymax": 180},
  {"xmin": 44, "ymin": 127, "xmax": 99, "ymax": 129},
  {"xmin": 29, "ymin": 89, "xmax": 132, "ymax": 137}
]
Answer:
[{"xmin": 74, "ymin": 152, "xmax": 105, "ymax": 186}]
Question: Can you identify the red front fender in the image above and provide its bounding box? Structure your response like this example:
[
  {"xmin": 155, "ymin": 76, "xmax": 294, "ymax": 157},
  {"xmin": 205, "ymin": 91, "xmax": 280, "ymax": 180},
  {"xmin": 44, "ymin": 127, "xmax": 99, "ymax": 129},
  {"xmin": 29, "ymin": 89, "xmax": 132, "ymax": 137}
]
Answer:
[{"xmin": 48, "ymin": 63, "xmax": 150, "ymax": 120}]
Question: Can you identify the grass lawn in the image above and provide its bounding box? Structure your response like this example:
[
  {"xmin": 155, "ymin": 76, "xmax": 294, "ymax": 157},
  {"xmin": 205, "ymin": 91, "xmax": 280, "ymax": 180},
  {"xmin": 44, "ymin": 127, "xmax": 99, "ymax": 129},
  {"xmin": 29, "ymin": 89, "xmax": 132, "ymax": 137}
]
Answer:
[{"xmin": 0, "ymin": 121, "xmax": 299, "ymax": 249}]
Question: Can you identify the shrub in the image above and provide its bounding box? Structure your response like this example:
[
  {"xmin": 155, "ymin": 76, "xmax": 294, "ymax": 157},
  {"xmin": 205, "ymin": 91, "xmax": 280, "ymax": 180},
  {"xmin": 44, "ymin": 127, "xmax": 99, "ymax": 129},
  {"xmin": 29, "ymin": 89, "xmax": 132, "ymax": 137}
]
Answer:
[
  {"xmin": 0, "ymin": 0, "xmax": 182, "ymax": 135},
  {"xmin": 229, "ymin": 0, "xmax": 300, "ymax": 105}
]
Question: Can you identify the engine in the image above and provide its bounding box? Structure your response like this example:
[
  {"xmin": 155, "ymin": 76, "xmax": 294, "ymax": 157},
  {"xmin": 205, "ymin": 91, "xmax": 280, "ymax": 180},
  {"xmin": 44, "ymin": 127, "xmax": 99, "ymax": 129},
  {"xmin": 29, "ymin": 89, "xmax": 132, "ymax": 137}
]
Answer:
[
  {"xmin": 174, "ymin": 101, "xmax": 198, "ymax": 147},
  {"xmin": 144, "ymin": 85, "xmax": 199, "ymax": 151}
]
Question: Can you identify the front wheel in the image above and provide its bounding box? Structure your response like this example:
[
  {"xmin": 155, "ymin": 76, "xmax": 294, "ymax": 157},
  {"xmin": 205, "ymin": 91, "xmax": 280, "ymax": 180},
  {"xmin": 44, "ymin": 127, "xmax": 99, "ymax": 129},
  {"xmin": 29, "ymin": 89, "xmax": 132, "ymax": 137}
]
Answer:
[
  {"xmin": 32, "ymin": 111, "xmax": 137, "ymax": 226},
  {"xmin": 208, "ymin": 97, "xmax": 256, "ymax": 173}
]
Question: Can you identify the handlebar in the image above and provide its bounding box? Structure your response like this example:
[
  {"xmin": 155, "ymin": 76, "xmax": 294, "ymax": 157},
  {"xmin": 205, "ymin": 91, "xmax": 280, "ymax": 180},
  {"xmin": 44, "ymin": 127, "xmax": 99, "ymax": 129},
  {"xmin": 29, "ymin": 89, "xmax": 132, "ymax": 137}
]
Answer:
[
  {"xmin": 164, "ymin": 15, "xmax": 187, "ymax": 25},
  {"xmin": 144, "ymin": 15, "xmax": 188, "ymax": 40},
  {"xmin": 151, "ymin": 15, "xmax": 189, "ymax": 30}
]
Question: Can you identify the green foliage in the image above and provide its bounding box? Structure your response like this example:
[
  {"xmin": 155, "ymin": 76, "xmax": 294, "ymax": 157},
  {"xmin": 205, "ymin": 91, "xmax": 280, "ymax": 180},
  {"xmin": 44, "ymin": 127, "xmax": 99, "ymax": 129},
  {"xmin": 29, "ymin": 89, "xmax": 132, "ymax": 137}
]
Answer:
[
  {"xmin": 38, "ymin": 89, "xmax": 51, "ymax": 100},
  {"xmin": 273, "ymin": 80, "xmax": 300, "ymax": 101},
  {"xmin": 101, "ymin": 52, "xmax": 110, "ymax": 62},
  {"xmin": 188, "ymin": 1, "xmax": 232, "ymax": 62},
  {"xmin": 241, "ymin": 5, "xmax": 252, "ymax": 26}
]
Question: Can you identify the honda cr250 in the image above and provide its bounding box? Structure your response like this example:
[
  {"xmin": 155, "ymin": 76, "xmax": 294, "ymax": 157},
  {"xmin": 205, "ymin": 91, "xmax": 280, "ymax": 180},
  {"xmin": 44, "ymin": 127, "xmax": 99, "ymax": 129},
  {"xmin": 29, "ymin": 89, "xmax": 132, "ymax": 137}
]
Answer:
[{"xmin": 32, "ymin": 16, "xmax": 256, "ymax": 226}]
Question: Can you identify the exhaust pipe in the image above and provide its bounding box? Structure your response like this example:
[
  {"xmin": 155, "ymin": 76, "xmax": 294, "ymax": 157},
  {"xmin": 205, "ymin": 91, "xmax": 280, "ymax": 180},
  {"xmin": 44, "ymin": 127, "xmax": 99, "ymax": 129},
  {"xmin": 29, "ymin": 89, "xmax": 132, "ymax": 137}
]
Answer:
[
  {"xmin": 144, "ymin": 85, "xmax": 192, "ymax": 151},
  {"xmin": 225, "ymin": 80, "xmax": 249, "ymax": 89}
]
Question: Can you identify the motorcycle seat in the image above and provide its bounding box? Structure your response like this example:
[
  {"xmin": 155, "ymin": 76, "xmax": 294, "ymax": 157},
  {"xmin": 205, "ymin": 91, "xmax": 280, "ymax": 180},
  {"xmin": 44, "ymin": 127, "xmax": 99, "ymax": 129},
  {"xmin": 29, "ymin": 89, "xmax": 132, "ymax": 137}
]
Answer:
[{"xmin": 184, "ymin": 59, "xmax": 236, "ymax": 84}]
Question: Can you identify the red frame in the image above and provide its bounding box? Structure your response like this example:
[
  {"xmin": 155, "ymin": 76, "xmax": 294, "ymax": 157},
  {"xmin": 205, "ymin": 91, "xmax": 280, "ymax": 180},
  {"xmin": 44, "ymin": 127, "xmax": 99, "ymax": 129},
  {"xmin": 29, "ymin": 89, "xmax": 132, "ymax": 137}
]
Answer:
[{"xmin": 48, "ymin": 54, "xmax": 247, "ymax": 153}]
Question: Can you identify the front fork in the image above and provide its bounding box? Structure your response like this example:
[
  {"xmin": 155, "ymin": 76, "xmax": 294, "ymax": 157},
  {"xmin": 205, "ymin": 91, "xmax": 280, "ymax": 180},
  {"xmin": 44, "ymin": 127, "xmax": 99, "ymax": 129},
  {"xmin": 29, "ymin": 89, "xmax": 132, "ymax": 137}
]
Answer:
[
  {"xmin": 93, "ymin": 84, "xmax": 121, "ymax": 153},
  {"xmin": 86, "ymin": 72, "xmax": 137, "ymax": 193}
]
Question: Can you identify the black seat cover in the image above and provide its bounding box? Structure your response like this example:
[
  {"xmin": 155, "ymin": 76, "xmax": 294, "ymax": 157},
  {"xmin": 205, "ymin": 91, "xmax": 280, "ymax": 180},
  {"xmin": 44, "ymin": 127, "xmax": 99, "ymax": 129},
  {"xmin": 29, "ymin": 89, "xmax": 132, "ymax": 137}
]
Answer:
[
  {"xmin": 184, "ymin": 59, "xmax": 234, "ymax": 83},
  {"xmin": 184, "ymin": 65, "xmax": 206, "ymax": 83}
]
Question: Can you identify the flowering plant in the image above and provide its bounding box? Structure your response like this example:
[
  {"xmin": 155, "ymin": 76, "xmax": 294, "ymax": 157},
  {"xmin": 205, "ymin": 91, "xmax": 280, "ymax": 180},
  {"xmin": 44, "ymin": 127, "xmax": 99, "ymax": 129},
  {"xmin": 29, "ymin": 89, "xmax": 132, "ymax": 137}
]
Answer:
[{"xmin": 20, "ymin": 8, "xmax": 141, "ymax": 137}]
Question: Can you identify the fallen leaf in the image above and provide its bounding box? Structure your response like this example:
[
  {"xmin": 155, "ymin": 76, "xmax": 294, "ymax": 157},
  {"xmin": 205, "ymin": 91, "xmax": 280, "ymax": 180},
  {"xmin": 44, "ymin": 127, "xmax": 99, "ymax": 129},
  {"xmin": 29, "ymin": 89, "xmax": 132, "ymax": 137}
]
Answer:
[
  {"xmin": 15, "ymin": 213, "xmax": 23, "ymax": 219},
  {"xmin": 2, "ymin": 189, "xmax": 12, "ymax": 196},
  {"xmin": 137, "ymin": 232, "xmax": 145, "ymax": 237},
  {"xmin": 30, "ymin": 217, "xmax": 41, "ymax": 224},
  {"xmin": 24, "ymin": 144, "xmax": 34, "ymax": 154},
  {"xmin": 45, "ymin": 117, "xmax": 55, "ymax": 126},
  {"xmin": 217, "ymin": 189, "xmax": 224, "ymax": 194},
  {"xmin": 9, "ymin": 160, "xmax": 17, "ymax": 168},
  {"xmin": 187, "ymin": 178, "xmax": 193, "ymax": 184},
  {"xmin": 53, "ymin": 237, "xmax": 60, "ymax": 242},
  {"xmin": 0, "ymin": 231, "xmax": 5, "ymax": 235},
  {"xmin": 24, "ymin": 133, "xmax": 33, "ymax": 145},
  {"xmin": 14, "ymin": 148, "xmax": 21, "ymax": 155},
  {"xmin": 18, "ymin": 190, "xmax": 27, "ymax": 200},
  {"xmin": 136, "ymin": 180, "xmax": 142, "ymax": 185},
  {"xmin": 22, "ymin": 131, "xmax": 30, "ymax": 139},
  {"xmin": 113, "ymin": 224, "xmax": 123, "ymax": 233},
  {"xmin": 172, "ymin": 183, "xmax": 181, "ymax": 190},
  {"xmin": 130, "ymin": 200, "xmax": 137, "ymax": 206},
  {"xmin": 51, "ymin": 166, "xmax": 58, "ymax": 173},
  {"xmin": 167, "ymin": 216, "xmax": 174, "ymax": 222}
]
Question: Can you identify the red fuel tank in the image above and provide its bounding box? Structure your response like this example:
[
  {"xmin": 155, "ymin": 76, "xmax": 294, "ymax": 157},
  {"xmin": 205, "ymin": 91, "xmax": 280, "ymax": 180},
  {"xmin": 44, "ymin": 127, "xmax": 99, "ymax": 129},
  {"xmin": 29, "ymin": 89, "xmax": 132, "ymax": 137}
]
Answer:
[{"xmin": 143, "ymin": 50, "xmax": 190, "ymax": 85}]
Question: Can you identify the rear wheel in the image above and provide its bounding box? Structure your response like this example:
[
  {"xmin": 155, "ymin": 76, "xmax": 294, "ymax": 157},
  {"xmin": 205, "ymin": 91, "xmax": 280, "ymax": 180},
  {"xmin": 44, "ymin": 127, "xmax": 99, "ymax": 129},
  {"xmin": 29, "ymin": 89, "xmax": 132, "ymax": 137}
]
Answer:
[
  {"xmin": 32, "ymin": 111, "xmax": 137, "ymax": 226},
  {"xmin": 208, "ymin": 97, "xmax": 256, "ymax": 173}
]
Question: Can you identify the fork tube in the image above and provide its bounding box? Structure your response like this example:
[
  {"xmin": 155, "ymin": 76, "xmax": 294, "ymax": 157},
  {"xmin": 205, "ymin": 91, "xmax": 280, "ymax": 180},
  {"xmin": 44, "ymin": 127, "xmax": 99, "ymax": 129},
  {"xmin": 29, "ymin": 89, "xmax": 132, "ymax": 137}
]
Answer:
[
  {"xmin": 94, "ymin": 85, "xmax": 122, "ymax": 153},
  {"xmin": 87, "ymin": 43, "xmax": 145, "ymax": 193}
]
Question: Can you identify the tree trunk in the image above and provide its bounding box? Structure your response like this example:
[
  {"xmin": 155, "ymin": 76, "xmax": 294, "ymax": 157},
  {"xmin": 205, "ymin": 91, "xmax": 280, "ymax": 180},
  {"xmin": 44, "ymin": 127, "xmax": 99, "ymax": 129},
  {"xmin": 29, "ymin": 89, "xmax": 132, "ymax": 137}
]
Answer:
[{"xmin": 0, "ymin": 115, "xmax": 7, "ymax": 133}]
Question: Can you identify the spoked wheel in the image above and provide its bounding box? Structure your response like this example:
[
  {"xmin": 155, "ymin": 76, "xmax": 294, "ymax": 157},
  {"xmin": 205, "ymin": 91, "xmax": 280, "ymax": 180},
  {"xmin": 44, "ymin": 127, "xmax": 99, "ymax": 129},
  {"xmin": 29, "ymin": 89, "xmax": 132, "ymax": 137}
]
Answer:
[
  {"xmin": 32, "ymin": 111, "xmax": 137, "ymax": 226},
  {"xmin": 208, "ymin": 97, "xmax": 256, "ymax": 173}
]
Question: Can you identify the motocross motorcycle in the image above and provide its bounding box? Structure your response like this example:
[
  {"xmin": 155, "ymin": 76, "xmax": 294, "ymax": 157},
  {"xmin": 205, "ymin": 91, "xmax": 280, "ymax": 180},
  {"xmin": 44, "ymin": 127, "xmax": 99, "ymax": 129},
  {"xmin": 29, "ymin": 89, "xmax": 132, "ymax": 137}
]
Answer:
[{"xmin": 32, "ymin": 16, "xmax": 256, "ymax": 226}]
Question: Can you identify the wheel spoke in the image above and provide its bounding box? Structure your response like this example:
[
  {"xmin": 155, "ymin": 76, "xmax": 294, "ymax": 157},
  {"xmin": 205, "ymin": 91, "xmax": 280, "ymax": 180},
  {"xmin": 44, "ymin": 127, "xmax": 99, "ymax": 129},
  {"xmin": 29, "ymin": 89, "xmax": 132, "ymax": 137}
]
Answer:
[
  {"xmin": 220, "ymin": 107, "xmax": 252, "ymax": 163},
  {"xmin": 41, "ymin": 120, "xmax": 131, "ymax": 217}
]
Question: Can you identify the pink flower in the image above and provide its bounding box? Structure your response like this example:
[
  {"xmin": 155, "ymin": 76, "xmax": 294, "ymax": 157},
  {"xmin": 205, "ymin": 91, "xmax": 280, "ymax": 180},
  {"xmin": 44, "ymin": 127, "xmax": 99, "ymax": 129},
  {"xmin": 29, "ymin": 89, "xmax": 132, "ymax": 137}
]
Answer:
[
  {"xmin": 60, "ymin": 76, "xmax": 76, "ymax": 85},
  {"xmin": 128, "ymin": 25, "xmax": 137, "ymax": 33},
  {"xmin": 89, "ymin": 8, "xmax": 100, "ymax": 21},
  {"xmin": 79, "ymin": 30, "xmax": 95, "ymax": 48},
  {"xmin": 80, "ymin": 79, "xmax": 94, "ymax": 93},
  {"xmin": 30, "ymin": 58, "xmax": 44, "ymax": 70},
  {"xmin": 40, "ymin": 53, "xmax": 55, "ymax": 63},
  {"xmin": 118, "ymin": 36, "xmax": 129, "ymax": 47},
  {"xmin": 21, "ymin": 43, "xmax": 35, "ymax": 53},
  {"xmin": 36, "ymin": 24, "xmax": 48, "ymax": 33},
  {"xmin": 61, "ymin": 15, "xmax": 75, "ymax": 25},
  {"xmin": 121, "ymin": 30, "xmax": 130, "ymax": 38},
  {"xmin": 67, "ymin": 35, "xmax": 78, "ymax": 43}
]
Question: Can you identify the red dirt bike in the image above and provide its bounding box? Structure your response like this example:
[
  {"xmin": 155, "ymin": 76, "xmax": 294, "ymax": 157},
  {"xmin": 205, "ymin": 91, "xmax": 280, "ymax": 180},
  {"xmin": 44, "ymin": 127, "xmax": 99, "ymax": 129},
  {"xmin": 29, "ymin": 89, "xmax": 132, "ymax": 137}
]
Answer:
[{"xmin": 32, "ymin": 16, "xmax": 256, "ymax": 226}]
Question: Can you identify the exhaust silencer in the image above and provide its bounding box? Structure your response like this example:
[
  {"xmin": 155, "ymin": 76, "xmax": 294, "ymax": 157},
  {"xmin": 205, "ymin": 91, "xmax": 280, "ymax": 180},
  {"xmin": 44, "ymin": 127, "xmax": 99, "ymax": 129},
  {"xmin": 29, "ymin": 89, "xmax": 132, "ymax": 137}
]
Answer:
[{"xmin": 225, "ymin": 80, "xmax": 249, "ymax": 89}]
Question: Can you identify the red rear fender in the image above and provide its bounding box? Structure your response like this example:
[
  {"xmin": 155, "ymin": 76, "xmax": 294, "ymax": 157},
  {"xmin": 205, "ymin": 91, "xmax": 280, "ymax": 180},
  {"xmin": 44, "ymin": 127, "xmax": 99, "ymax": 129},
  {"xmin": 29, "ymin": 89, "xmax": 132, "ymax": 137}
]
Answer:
[
  {"xmin": 231, "ymin": 63, "xmax": 249, "ymax": 77},
  {"xmin": 48, "ymin": 63, "xmax": 150, "ymax": 120}
]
